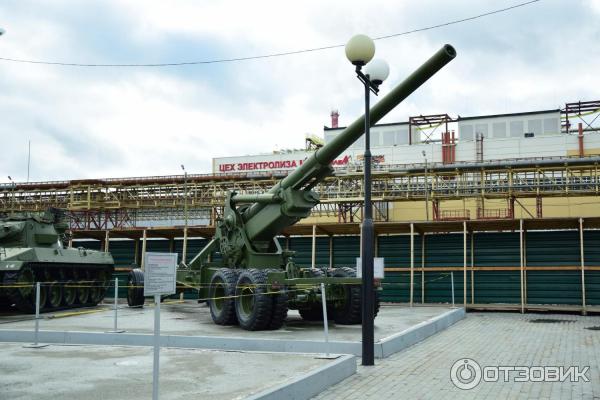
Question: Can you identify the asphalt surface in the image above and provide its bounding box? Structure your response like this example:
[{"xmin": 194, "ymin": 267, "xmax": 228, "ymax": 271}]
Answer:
[
  {"xmin": 0, "ymin": 300, "xmax": 453, "ymax": 343},
  {"xmin": 0, "ymin": 343, "xmax": 330, "ymax": 400}
]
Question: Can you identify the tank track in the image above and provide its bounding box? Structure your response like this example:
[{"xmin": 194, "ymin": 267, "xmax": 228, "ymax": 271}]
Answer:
[{"xmin": 1, "ymin": 262, "xmax": 113, "ymax": 314}]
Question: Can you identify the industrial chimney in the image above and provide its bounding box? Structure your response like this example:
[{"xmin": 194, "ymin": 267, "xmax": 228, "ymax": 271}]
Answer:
[{"xmin": 330, "ymin": 110, "xmax": 339, "ymax": 128}]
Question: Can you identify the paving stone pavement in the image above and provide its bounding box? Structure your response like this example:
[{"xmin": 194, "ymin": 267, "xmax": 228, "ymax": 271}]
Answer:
[{"xmin": 314, "ymin": 312, "xmax": 600, "ymax": 399}]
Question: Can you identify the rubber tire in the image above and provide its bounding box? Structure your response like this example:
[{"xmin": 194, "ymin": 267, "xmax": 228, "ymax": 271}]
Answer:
[
  {"xmin": 266, "ymin": 269, "xmax": 288, "ymax": 330},
  {"xmin": 331, "ymin": 267, "xmax": 380, "ymax": 325},
  {"xmin": 298, "ymin": 269, "xmax": 331, "ymax": 322},
  {"xmin": 208, "ymin": 268, "xmax": 240, "ymax": 325},
  {"xmin": 127, "ymin": 269, "xmax": 145, "ymax": 307},
  {"xmin": 235, "ymin": 269, "xmax": 273, "ymax": 331}
]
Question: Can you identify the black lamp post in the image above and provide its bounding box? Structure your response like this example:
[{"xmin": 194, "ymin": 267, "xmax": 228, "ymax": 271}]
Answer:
[{"xmin": 345, "ymin": 34, "xmax": 389, "ymax": 366}]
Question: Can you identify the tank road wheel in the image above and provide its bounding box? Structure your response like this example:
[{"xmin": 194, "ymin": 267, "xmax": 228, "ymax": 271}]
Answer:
[
  {"xmin": 235, "ymin": 269, "xmax": 273, "ymax": 331},
  {"xmin": 88, "ymin": 280, "xmax": 103, "ymax": 306},
  {"xmin": 76, "ymin": 280, "xmax": 90, "ymax": 305},
  {"xmin": 4, "ymin": 267, "xmax": 47, "ymax": 313},
  {"xmin": 62, "ymin": 280, "xmax": 77, "ymax": 307},
  {"xmin": 92, "ymin": 269, "xmax": 110, "ymax": 305},
  {"xmin": 266, "ymin": 269, "xmax": 288, "ymax": 330},
  {"xmin": 127, "ymin": 268, "xmax": 145, "ymax": 307},
  {"xmin": 208, "ymin": 268, "xmax": 240, "ymax": 325},
  {"xmin": 330, "ymin": 267, "xmax": 380, "ymax": 325},
  {"xmin": 47, "ymin": 280, "xmax": 63, "ymax": 310},
  {"xmin": 76, "ymin": 272, "xmax": 91, "ymax": 305}
]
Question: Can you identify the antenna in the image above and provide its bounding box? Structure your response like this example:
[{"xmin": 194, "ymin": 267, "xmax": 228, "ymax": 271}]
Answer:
[{"xmin": 27, "ymin": 140, "xmax": 31, "ymax": 183}]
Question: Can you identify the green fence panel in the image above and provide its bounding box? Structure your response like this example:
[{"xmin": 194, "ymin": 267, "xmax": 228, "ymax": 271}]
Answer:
[
  {"xmin": 424, "ymin": 271, "xmax": 467, "ymax": 304},
  {"xmin": 586, "ymin": 271, "xmax": 600, "ymax": 306},
  {"xmin": 424, "ymin": 233, "xmax": 471, "ymax": 267},
  {"xmin": 332, "ymin": 236, "xmax": 360, "ymax": 268},
  {"xmin": 381, "ymin": 272, "xmax": 414, "ymax": 303},
  {"xmin": 526, "ymin": 270, "xmax": 582, "ymax": 305},
  {"xmin": 526, "ymin": 231, "xmax": 579, "ymax": 266},
  {"xmin": 473, "ymin": 271, "xmax": 521, "ymax": 304},
  {"xmin": 173, "ymin": 238, "xmax": 209, "ymax": 264},
  {"xmin": 108, "ymin": 240, "xmax": 136, "ymax": 267},
  {"xmin": 584, "ymin": 231, "xmax": 600, "ymax": 265},
  {"xmin": 378, "ymin": 235, "xmax": 422, "ymax": 267},
  {"xmin": 288, "ymin": 237, "xmax": 330, "ymax": 267},
  {"xmin": 473, "ymin": 232, "xmax": 520, "ymax": 266}
]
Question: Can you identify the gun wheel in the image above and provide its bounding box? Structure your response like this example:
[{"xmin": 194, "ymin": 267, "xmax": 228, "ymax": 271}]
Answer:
[
  {"xmin": 266, "ymin": 269, "xmax": 288, "ymax": 330},
  {"xmin": 298, "ymin": 268, "xmax": 331, "ymax": 322},
  {"xmin": 127, "ymin": 268, "xmax": 145, "ymax": 307},
  {"xmin": 235, "ymin": 269, "xmax": 273, "ymax": 331},
  {"xmin": 330, "ymin": 267, "xmax": 380, "ymax": 325},
  {"xmin": 208, "ymin": 268, "xmax": 240, "ymax": 325}
]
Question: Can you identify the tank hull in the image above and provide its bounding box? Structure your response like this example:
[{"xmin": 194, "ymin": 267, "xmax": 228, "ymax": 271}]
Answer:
[{"xmin": 0, "ymin": 250, "xmax": 114, "ymax": 313}]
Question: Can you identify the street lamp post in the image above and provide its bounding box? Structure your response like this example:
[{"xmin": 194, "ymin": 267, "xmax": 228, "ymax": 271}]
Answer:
[
  {"xmin": 7, "ymin": 176, "xmax": 15, "ymax": 214},
  {"xmin": 422, "ymin": 150, "xmax": 429, "ymax": 221},
  {"xmin": 345, "ymin": 34, "xmax": 389, "ymax": 367},
  {"xmin": 181, "ymin": 165, "xmax": 188, "ymax": 265}
]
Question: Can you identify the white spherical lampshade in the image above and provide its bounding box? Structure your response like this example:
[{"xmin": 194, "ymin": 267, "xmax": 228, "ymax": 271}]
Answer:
[
  {"xmin": 365, "ymin": 59, "xmax": 389, "ymax": 85},
  {"xmin": 345, "ymin": 34, "xmax": 375, "ymax": 66}
]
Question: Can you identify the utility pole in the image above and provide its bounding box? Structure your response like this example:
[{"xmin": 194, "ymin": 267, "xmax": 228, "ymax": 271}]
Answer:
[
  {"xmin": 422, "ymin": 150, "xmax": 429, "ymax": 221},
  {"xmin": 181, "ymin": 165, "xmax": 188, "ymax": 265}
]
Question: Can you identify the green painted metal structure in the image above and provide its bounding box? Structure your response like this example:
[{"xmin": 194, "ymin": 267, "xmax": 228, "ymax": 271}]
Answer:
[{"xmin": 82, "ymin": 229, "xmax": 600, "ymax": 308}]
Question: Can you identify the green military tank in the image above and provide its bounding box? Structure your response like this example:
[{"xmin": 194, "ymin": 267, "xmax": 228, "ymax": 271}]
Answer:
[{"xmin": 0, "ymin": 209, "xmax": 114, "ymax": 313}]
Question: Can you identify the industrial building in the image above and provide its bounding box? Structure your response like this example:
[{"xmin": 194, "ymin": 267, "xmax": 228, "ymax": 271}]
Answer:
[{"xmin": 1, "ymin": 99, "xmax": 599, "ymax": 313}]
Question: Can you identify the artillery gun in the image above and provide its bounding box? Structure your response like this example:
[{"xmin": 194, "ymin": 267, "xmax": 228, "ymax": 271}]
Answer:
[
  {"xmin": 0, "ymin": 209, "xmax": 114, "ymax": 312},
  {"xmin": 127, "ymin": 44, "xmax": 456, "ymax": 330}
]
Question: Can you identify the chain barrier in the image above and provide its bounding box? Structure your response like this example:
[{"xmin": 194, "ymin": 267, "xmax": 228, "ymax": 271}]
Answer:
[
  {"xmin": 0, "ymin": 271, "xmax": 454, "ymax": 290},
  {"xmin": 0, "ymin": 270, "xmax": 456, "ymax": 326}
]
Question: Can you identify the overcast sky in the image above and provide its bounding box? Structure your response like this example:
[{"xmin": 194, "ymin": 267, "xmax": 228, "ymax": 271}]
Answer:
[{"xmin": 0, "ymin": 0, "xmax": 598, "ymax": 182}]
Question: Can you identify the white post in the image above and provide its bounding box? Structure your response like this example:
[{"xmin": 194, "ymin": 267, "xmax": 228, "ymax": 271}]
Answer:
[
  {"xmin": 141, "ymin": 230, "xmax": 148, "ymax": 270},
  {"xmin": 519, "ymin": 219, "xmax": 524, "ymax": 314},
  {"xmin": 580, "ymin": 218, "xmax": 587, "ymax": 315},
  {"xmin": 311, "ymin": 224, "xmax": 317, "ymax": 269},
  {"xmin": 410, "ymin": 223, "xmax": 414, "ymax": 307},
  {"xmin": 107, "ymin": 278, "xmax": 125, "ymax": 333},
  {"xmin": 24, "ymin": 282, "xmax": 47, "ymax": 348},
  {"xmin": 320, "ymin": 283, "xmax": 330, "ymax": 357},
  {"xmin": 114, "ymin": 278, "xmax": 118, "ymax": 330},
  {"xmin": 34, "ymin": 282, "xmax": 40, "ymax": 345},
  {"xmin": 153, "ymin": 294, "xmax": 160, "ymax": 400},
  {"xmin": 463, "ymin": 221, "xmax": 467, "ymax": 307},
  {"xmin": 451, "ymin": 272, "xmax": 455, "ymax": 308}
]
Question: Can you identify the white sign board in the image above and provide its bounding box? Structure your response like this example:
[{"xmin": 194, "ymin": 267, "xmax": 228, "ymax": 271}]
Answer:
[
  {"xmin": 143, "ymin": 252, "xmax": 178, "ymax": 296},
  {"xmin": 356, "ymin": 258, "xmax": 385, "ymax": 279}
]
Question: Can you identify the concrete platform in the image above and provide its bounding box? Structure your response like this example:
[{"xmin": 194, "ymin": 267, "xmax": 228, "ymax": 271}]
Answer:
[
  {"xmin": 0, "ymin": 302, "xmax": 464, "ymax": 358},
  {"xmin": 0, "ymin": 342, "xmax": 356, "ymax": 400}
]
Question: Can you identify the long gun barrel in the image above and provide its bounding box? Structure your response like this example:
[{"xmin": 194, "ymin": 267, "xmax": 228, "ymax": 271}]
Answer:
[{"xmin": 241, "ymin": 44, "xmax": 456, "ymax": 241}]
